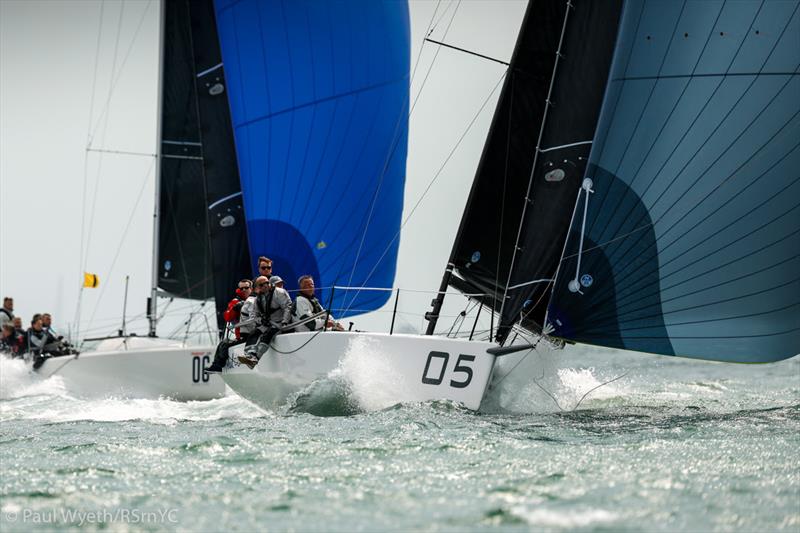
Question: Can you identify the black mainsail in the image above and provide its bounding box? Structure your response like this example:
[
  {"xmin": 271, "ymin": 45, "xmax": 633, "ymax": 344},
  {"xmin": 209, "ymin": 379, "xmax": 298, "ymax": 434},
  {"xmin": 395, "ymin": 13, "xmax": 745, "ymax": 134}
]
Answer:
[
  {"xmin": 428, "ymin": 0, "xmax": 624, "ymax": 340},
  {"xmin": 156, "ymin": 0, "xmax": 250, "ymax": 332}
]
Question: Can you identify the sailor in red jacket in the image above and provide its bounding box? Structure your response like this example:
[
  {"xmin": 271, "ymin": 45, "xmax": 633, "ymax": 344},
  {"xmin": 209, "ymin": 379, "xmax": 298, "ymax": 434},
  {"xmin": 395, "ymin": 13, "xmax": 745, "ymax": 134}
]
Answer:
[{"xmin": 205, "ymin": 279, "xmax": 252, "ymax": 373}]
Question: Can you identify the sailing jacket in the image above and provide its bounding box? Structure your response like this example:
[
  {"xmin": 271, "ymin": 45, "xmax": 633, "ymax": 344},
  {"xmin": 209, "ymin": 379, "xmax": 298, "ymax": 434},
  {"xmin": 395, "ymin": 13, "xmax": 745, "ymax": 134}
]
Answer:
[
  {"xmin": 24, "ymin": 328, "xmax": 56, "ymax": 355},
  {"xmin": 256, "ymin": 287, "xmax": 292, "ymax": 329},
  {"xmin": 293, "ymin": 293, "xmax": 331, "ymax": 332},
  {"xmin": 223, "ymin": 297, "xmax": 245, "ymax": 339},
  {"xmin": 239, "ymin": 296, "xmax": 258, "ymax": 335}
]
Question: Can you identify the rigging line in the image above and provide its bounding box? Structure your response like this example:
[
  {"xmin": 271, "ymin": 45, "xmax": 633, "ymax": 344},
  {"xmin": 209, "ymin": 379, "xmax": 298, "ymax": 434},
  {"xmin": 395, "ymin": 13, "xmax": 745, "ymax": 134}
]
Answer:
[
  {"xmin": 423, "ymin": 38, "xmax": 509, "ymax": 66},
  {"xmin": 340, "ymin": 0, "xmax": 464, "ymax": 309},
  {"xmin": 415, "ymin": 0, "xmax": 443, "ymax": 81},
  {"xmin": 314, "ymin": 0, "xmax": 460, "ymax": 300},
  {"xmin": 340, "ymin": 70, "xmax": 508, "ymax": 315},
  {"xmin": 594, "ymin": 3, "xmax": 797, "ymax": 262},
  {"xmin": 308, "ymin": 0, "xmax": 445, "ymax": 237},
  {"xmin": 79, "ymin": 0, "xmax": 127, "ymax": 339},
  {"xmin": 75, "ymin": 0, "xmax": 107, "ymax": 338},
  {"xmin": 429, "ymin": 0, "xmax": 455, "ymax": 36},
  {"xmin": 542, "ymin": 174, "xmax": 585, "ymax": 329},
  {"xmin": 83, "ymin": 0, "xmax": 126, "ymax": 271},
  {"xmin": 571, "ymin": 371, "xmax": 629, "ymax": 411},
  {"xmin": 84, "ymin": 159, "xmax": 156, "ymax": 334},
  {"xmin": 86, "ymin": 0, "xmax": 154, "ymax": 147},
  {"xmin": 488, "ymin": 328, "xmax": 542, "ymax": 389},
  {"xmin": 86, "ymin": 147, "xmax": 156, "ymax": 158},
  {"xmin": 498, "ymin": 0, "xmax": 574, "ymax": 325},
  {"xmin": 588, "ymin": 0, "xmax": 731, "ymax": 243},
  {"xmin": 493, "ymin": 73, "xmax": 515, "ymax": 339},
  {"xmin": 340, "ymin": 7, "xmax": 461, "ymax": 305},
  {"xmin": 409, "ymin": 0, "xmax": 461, "ymax": 119},
  {"xmin": 594, "ymin": 144, "xmax": 800, "ymax": 308}
]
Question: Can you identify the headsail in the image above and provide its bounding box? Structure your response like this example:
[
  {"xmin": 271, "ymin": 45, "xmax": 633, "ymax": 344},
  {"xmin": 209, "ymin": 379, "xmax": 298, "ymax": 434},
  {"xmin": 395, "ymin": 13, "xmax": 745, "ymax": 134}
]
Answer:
[
  {"xmin": 438, "ymin": 0, "xmax": 623, "ymax": 339},
  {"xmin": 546, "ymin": 0, "xmax": 800, "ymax": 362},
  {"xmin": 158, "ymin": 0, "xmax": 251, "ymax": 331},
  {"xmin": 213, "ymin": 0, "xmax": 410, "ymax": 317}
]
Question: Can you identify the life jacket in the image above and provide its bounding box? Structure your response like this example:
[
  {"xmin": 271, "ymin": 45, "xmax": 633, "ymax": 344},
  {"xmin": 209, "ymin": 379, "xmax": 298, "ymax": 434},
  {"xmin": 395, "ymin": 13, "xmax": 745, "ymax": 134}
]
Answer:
[
  {"xmin": 26, "ymin": 329, "xmax": 47, "ymax": 354},
  {"xmin": 295, "ymin": 293, "xmax": 323, "ymax": 315}
]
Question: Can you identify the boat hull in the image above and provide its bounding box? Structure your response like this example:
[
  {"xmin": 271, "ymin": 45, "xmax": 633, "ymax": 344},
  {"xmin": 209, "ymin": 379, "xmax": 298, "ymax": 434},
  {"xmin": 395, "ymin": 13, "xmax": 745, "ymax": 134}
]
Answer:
[
  {"xmin": 37, "ymin": 337, "xmax": 225, "ymax": 401},
  {"xmin": 222, "ymin": 331, "xmax": 496, "ymax": 410}
]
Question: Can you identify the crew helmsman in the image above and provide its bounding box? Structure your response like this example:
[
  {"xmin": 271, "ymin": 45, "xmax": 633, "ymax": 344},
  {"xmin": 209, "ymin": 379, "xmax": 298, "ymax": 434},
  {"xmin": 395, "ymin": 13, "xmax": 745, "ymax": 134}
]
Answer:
[{"xmin": 293, "ymin": 275, "xmax": 344, "ymax": 332}]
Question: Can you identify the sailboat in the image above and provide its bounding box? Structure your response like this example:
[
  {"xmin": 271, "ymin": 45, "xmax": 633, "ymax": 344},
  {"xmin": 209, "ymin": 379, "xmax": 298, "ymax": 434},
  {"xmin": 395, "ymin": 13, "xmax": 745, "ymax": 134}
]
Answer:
[
  {"xmin": 32, "ymin": 0, "xmax": 247, "ymax": 401},
  {"xmin": 215, "ymin": 0, "xmax": 798, "ymax": 411}
]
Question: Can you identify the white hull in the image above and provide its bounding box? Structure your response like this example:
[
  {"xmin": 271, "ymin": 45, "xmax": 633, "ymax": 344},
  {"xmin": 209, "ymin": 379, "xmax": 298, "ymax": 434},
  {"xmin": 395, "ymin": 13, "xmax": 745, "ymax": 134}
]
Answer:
[
  {"xmin": 37, "ymin": 337, "xmax": 225, "ymax": 401},
  {"xmin": 222, "ymin": 331, "xmax": 496, "ymax": 410}
]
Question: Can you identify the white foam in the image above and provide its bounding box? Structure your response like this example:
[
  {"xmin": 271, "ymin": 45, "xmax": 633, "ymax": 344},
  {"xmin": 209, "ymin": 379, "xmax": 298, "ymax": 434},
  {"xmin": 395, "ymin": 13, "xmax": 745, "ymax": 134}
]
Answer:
[
  {"xmin": 0, "ymin": 356, "xmax": 68, "ymax": 400},
  {"xmin": 1, "ymin": 354, "xmax": 258, "ymax": 423},
  {"xmin": 331, "ymin": 335, "xmax": 409, "ymax": 412},
  {"xmin": 484, "ymin": 343, "xmax": 630, "ymax": 413},
  {"xmin": 510, "ymin": 507, "xmax": 618, "ymax": 528}
]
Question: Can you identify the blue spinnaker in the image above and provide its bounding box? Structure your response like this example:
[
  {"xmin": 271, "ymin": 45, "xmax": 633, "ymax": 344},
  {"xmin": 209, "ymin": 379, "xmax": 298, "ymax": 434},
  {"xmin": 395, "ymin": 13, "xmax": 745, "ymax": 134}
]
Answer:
[
  {"xmin": 547, "ymin": 0, "xmax": 800, "ymax": 362},
  {"xmin": 214, "ymin": 0, "xmax": 410, "ymax": 317}
]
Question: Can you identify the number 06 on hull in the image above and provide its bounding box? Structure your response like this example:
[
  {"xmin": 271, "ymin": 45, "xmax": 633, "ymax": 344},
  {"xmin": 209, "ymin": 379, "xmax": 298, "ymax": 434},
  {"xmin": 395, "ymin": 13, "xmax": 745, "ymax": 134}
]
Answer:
[{"xmin": 222, "ymin": 332, "xmax": 497, "ymax": 411}]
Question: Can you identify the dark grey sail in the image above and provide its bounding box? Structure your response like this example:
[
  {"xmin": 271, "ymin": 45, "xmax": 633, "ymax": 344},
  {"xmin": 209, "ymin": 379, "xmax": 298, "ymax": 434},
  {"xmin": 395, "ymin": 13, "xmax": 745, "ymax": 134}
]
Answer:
[
  {"xmin": 428, "ymin": 0, "xmax": 623, "ymax": 340},
  {"xmin": 157, "ymin": 0, "xmax": 213, "ymax": 301},
  {"xmin": 546, "ymin": 0, "xmax": 800, "ymax": 363},
  {"xmin": 158, "ymin": 0, "xmax": 251, "ymax": 332}
]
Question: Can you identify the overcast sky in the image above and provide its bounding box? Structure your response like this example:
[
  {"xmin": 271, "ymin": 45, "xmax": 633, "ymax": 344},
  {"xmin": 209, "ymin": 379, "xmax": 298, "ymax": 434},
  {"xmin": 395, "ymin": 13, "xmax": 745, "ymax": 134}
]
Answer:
[{"xmin": 0, "ymin": 0, "xmax": 526, "ymax": 340}]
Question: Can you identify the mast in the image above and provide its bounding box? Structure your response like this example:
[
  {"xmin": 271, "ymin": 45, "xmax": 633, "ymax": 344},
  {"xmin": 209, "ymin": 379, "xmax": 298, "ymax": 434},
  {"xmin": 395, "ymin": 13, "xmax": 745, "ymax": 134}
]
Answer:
[{"xmin": 148, "ymin": 0, "xmax": 166, "ymax": 337}]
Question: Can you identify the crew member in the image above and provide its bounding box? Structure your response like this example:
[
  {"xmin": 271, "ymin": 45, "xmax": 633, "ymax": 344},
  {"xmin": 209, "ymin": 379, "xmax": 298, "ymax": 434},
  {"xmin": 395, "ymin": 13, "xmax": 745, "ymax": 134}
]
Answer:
[
  {"xmin": 238, "ymin": 276, "xmax": 292, "ymax": 369},
  {"xmin": 293, "ymin": 275, "xmax": 344, "ymax": 332},
  {"xmin": 205, "ymin": 279, "xmax": 252, "ymax": 374}
]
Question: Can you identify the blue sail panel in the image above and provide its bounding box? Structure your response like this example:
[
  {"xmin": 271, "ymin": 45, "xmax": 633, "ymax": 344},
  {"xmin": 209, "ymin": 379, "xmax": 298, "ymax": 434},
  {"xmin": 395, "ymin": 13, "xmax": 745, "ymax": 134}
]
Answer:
[
  {"xmin": 546, "ymin": 0, "xmax": 800, "ymax": 362},
  {"xmin": 214, "ymin": 0, "xmax": 410, "ymax": 317}
]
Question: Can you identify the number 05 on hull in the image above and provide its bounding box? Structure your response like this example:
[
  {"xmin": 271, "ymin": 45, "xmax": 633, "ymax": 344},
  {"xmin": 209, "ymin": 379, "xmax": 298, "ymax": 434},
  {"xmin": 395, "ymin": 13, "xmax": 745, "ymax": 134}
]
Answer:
[{"xmin": 222, "ymin": 332, "xmax": 497, "ymax": 411}]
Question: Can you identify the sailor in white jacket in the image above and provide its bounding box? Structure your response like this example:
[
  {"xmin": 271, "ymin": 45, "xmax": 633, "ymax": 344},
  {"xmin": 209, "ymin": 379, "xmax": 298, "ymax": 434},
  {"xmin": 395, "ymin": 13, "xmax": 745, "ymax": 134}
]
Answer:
[{"xmin": 293, "ymin": 275, "xmax": 344, "ymax": 332}]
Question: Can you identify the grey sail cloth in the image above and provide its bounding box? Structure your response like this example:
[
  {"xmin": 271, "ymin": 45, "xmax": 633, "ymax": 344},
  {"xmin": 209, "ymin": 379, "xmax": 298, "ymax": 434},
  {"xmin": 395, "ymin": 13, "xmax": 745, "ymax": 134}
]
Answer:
[{"xmin": 546, "ymin": 0, "xmax": 800, "ymax": 363}]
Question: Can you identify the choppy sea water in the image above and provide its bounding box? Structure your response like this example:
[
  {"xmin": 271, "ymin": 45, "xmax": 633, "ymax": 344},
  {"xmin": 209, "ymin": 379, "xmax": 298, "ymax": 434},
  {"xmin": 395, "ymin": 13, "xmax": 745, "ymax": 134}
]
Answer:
[{"xmin": 1, "ymin": 345, "xmax": 798, "ymax": 532}]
